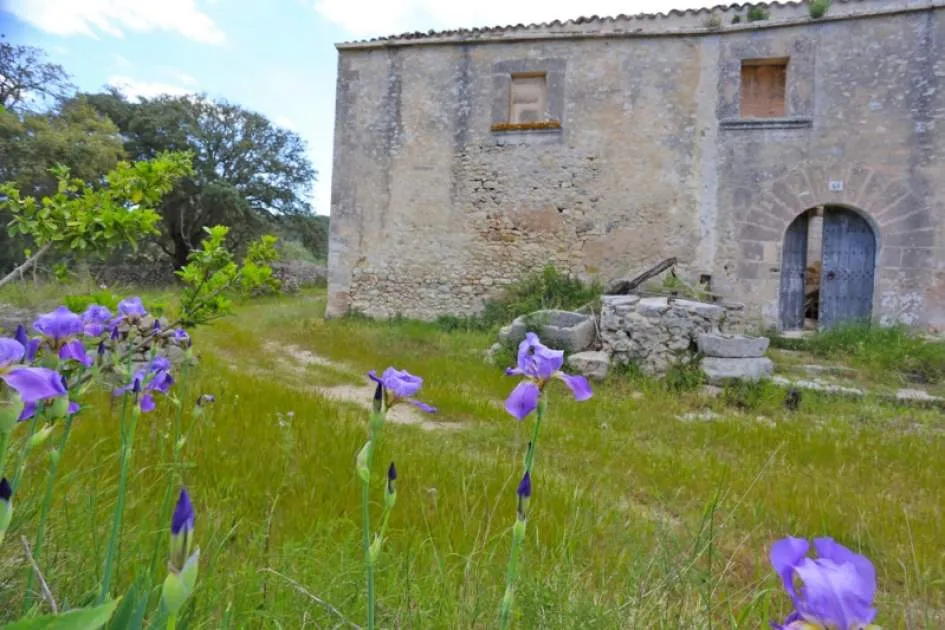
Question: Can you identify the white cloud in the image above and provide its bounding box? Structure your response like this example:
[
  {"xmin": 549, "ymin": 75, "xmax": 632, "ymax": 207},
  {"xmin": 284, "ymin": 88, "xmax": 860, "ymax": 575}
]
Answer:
[
  {"xmin": 274, "ymin": 115, "xmax": 298, "ymax": 130},
  {"xmin": 113, "ymin": 53, "xmax": 132, "ymax": 68},
  {"xmin": 314, "ymin": 0, "xmax": 717, "ymax": 37},
  {"xmin": 106, "ymin": 75, "xmax": 194, "ymax": 99},
  {"xmin": 6, "ymin": 0, "xmax": 226, "ymax": 45}
]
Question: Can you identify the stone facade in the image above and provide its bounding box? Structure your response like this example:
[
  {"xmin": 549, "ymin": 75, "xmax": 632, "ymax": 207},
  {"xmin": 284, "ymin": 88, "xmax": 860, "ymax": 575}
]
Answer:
[{"xmin": 327, "ymin": 0, "xmax": 945, "ymax": 330}]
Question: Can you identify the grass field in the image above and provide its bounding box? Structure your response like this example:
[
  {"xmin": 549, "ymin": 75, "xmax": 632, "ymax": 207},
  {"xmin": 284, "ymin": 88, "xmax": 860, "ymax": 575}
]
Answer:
[{"xmin": 1, "ymin": 288, "xmax": 944, "ymax": 628}]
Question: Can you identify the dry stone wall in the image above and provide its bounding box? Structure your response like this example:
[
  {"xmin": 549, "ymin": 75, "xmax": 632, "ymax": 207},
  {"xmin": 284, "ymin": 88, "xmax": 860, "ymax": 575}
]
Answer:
[{"xmin": 600, "ymin": 295, "xmax": 725, "ymax": 375}]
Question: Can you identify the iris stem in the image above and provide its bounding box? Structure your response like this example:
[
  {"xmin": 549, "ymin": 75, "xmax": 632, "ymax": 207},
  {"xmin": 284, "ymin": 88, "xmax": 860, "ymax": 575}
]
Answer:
[
  {"xmin": 99, "ymin": 393, "xmax": 134, "ymax": 604},
  {"xmin": 23, "ymin": 411, "xmax": 75, "ymax": 614},
  {"xmin": 362, "ymin": 405, "xmax": 385, "ymax": 630},
  {"xmin": 499, "ymin": 395, "xmax": 547, "ymax": 629},
  {"xmin": 0, "ymin": 430, "xmax": 9, "ymax": 476},
  {"xmin": 149, "ymin": 361, "xmax": 190, "ymax": 578},
  {"xmin": 167, "ymin": 614, "xmax": 177, "ymax": 630},
  {"xmin": 11, "ymin": 403, "xmax": 43, "ymax": 493},
  {"xmin": 361, "ymin": 469, "xmax": 375, "ymax": 630},
  {"xmin": 498, "ymin": 525, "xmax": 524, "ymax": 629}
]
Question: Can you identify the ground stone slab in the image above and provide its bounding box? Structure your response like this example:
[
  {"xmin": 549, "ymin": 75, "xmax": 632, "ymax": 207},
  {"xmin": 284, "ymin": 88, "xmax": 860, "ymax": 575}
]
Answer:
[
  {"xmin": 498, "ymin": 309, "xmax": 596, "ymax": 352},
  {"xmin": 566, "ymin": 350, "xmax": 610, "ymax": 381},
  {"xmin": 702, "ymin": 357, "xmax": 773, "ymax": 384},
  {"xmin": 771, "ymin": 375, "xmax": 865, "ymax": 397},
  {"xmin": 697, "ymin": 333, "xmax": 769, "ymax": 358},
  {"xmin": 895, "ymin": 388, "xmax": 945, "ymax": 404}
]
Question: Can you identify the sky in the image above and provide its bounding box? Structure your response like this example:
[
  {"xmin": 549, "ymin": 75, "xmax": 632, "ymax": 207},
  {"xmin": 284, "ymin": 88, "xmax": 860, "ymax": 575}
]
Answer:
[{"xmin": 0, "ymin": 0, "xmax": 714, "ymax": 216}]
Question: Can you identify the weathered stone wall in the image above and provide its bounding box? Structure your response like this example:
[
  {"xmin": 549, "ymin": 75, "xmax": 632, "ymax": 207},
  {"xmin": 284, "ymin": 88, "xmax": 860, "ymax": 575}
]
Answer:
[
  {"xmin": 328, "ymin": 1, "xmax": 945, "ymax": 329},
  {"xmin": 600, "ymin": 295, "xmax": 725, "ymax": 375}
]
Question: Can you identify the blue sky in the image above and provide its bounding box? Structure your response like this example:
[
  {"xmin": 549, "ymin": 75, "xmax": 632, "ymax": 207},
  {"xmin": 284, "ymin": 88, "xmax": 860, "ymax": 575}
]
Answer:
[{"xmin": 0, "ymin": 0, "xmax": 709, "ymax": 216}]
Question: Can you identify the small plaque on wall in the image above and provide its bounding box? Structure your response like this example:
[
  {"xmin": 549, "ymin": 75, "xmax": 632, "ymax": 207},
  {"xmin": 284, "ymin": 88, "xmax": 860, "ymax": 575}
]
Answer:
[{"xmin": 829, "ymin": 180, "xmax": 843, "ymax": 192}]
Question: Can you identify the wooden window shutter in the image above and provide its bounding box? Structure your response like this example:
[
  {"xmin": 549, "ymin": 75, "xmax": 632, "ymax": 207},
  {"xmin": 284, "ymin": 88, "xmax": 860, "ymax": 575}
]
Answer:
[
  {"xmin": 740, "ymin": 59, "xmax": 788, "ymax": 118},
  {"xmin": 509, "ymin": 74, "xmax": 547, "ymax": 124}
]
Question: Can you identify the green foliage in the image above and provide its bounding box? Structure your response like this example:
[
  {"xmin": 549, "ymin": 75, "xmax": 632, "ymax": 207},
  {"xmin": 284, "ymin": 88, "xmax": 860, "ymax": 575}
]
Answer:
[
  {"xmin": 0, "ymin": 152, "xmax": 192, "ymax": 276},
  {"xmin": 62, "ymin": 289, "xmax": 125, "ymax": 313},
  {"xmin": 176, "ymin": 225, "xmax": 281, "ymax": 326},
  {"xmin": 3, "ymin": 599, "xmax": 120, "ymax": 629},
  {"xmin": 721, "ymin": 379, "xmax": 783, "ymax": 412},
  {"xmin": 799, "ymin": 323, "xmax": 945, "ymax": 384},
  {"xmin": 81, "ymin": 91, "xmax": 317, "ymax": 267},
  {"xmin": 809, "ymin": 0, "xmax": 831, "ymax": 19},
  {"xmin": 663, "ymin": 360, "xmax": 705, "ymax": 393},
  {"xmin": 659, "ymin": 272, "xmax": 710, "ymax": 301},
  {"xmin": 439, "ymin": 265, "xmax": 601, "ymax": 332},
  {"xmin": 747, "ymin": 5, "xmax": 770, "ymax": 21},
  {"xmin": 0, "ymin": 97, "xmax": 125, "ymax": 195}
]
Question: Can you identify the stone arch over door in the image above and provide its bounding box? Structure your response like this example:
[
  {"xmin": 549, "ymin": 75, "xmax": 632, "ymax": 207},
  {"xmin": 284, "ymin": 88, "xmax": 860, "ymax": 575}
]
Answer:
[
  {"xmin": 734, "ymin": 161, "xmax": 936, "ymax": 329},
  {"xmin": 779, "ymin": 205, "xmax": 877, "ymax": 331}
]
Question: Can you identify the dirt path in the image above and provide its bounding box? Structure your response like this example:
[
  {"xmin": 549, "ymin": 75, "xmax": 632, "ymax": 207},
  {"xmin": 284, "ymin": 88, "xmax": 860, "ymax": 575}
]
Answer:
[{"xmin": 263, "ymin": 341, "xmax": 461, "ymax": 432}]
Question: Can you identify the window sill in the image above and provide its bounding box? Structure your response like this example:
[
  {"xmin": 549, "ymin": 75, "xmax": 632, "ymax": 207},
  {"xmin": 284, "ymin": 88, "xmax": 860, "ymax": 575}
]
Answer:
[
  {"xmin": 490, "ymin": 122, "xmax": 563, "ymax": 145},
  {"xmin": 490, "ymin": 121, "xmax": 561, "ymax": 132},
  {"xmin": 720, "ymin": 117, "xmax": 813, "ymax": 130}
]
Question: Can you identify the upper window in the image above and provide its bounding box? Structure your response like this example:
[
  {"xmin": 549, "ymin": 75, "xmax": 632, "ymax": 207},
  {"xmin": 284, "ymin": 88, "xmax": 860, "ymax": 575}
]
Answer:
[
  {"xmin": 508, "ymin": 73, "xmax": 548, "ymax": 124},
  {"xmin": 740, "ymin": 58, "xmax": 788, "ymax": 118}
]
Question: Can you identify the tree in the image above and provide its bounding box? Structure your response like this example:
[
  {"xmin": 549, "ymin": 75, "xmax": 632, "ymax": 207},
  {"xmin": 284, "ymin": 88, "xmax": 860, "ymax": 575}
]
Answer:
[
  {"xmin": 82, "ymin": 92, "xmax": 317, "ymax": 268},
  {"xmin": 0, "ymin": 96, "xmax": 125, "ymax": 195},
  {"xmin": 0, "ymin": 37, "xmax": 74, "ymax": 112},
  {"xmin": 0, "ymin": 152, "xmax": 193, "ymax": 288}
]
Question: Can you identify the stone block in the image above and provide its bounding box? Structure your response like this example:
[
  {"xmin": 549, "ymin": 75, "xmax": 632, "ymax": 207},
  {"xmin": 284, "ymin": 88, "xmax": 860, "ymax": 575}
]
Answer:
[
  {"xmin": 498, "ymin": 309, "xmax": 596, "ymax": 352},
  {"xmin": 702, "ymin": 357, "xmax": 773, "ymax": 385},
  {"xmin": 637, "ymin": 297, "xmax": 670, "ymax": 317},
  {"xmin": 697, "ymin": 333, "xmax": 770, "ymax": 358},
  {"xmin": 566, "ymin": 350, "xmax": 610, "ymax": 381}
]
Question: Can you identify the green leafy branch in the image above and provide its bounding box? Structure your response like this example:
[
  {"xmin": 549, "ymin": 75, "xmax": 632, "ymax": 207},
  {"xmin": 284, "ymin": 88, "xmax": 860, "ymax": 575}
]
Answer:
[
  {"xmin": 0, "ymin": 151, "xmax": 193, "ymax": 289},
  {"xmin": 175, "ymin": 224, "xmax": 280, "ymax": 327}
]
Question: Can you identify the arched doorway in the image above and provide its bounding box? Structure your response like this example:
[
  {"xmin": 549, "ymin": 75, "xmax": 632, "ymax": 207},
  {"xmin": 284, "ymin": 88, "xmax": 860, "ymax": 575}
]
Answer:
[{"xmin": 779, "ymin": 205, "xmax": 877, "ymax": 331}]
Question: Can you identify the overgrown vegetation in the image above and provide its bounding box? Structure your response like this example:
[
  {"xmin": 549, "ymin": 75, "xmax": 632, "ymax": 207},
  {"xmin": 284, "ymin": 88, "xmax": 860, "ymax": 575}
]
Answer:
[
  {"xmin": 809, "ymin": 0, "xmax": 832, "ymax": 19},
  {"xmin": 435, "ymin": 265, "xmax": 601, "ymax": 333},
  {"xmin": 769, "ymin": 323, "xmax": 945, "ymax": 384},
  {"xmin": 747, "ymin": 4, "xmax": 770, "ymax": 21}
]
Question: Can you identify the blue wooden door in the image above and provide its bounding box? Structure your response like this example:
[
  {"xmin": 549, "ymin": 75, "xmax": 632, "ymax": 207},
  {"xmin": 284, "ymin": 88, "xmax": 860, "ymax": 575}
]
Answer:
[
  {"xmin": 779, "ymin": 213, "xmax": 809, "ymax": 331},
  {"xmin": 819, "ymin": 208, "xmax": 876, "ymax": 328}
]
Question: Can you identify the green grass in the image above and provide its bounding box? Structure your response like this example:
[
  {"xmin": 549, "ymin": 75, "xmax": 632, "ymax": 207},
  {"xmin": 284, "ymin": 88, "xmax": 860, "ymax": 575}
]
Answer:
[
  {"xmin": 770, "ymin": 322, "xmax": 945, "ymax": 389},
  {"xmin": 1, "ymin": 290, "xmax": 944, "ymax": 627}
]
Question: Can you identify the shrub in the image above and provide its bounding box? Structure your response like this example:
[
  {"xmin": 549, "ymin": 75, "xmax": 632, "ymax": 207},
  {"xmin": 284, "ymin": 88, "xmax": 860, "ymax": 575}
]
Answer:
[
  {"xmin": 663, "ymin": 360, "xmax": 705, "ymax": 393},
  {"xmin": 809, "ymin": 0, "xmax": 831, "ymax": 19},
  {"xmin": 448, "ymin": 265, "xmax": 601, "ymax": 333},
  {"xmin": 747, "ymin": 5, "xmax": 769, "ymax": 21}
]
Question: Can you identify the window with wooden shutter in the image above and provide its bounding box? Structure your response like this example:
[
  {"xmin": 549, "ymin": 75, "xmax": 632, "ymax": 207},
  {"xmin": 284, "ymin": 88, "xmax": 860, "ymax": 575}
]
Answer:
[
  {"xmin": 740, "ymin": 59, "xmax": 788, "ymax": 118},
  {"xmin": 508, "ymin": 74, "xmax": 548, "ymax": 124}
]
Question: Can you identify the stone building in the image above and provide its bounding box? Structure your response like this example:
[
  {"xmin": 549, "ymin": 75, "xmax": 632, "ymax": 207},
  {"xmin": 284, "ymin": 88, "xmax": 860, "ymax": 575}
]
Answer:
[{"xmin": 326, "ymin": 0, "xmax": 945, "ymax": 332}]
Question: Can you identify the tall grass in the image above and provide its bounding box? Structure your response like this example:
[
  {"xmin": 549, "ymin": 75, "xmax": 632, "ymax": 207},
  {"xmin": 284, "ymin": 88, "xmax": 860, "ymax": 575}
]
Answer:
[{"xmin": 1, "ymin": 291, "xmax": 943, "ymax": 627}]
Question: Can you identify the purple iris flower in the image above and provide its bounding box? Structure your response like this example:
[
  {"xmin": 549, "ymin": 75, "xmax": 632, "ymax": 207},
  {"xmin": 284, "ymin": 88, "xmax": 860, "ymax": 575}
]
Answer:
[
  {"xmin": 58, "ymin": 339, "xmax": 93, "ymax": 367},
  {"xmin": 113, "ymin": 359, "xmax": 174, "ymax": 412},
  {"xmin": 770, "ymin": 536, "xmax": 878, "ymax": 630},
  {"xmin": 172, "ymin": 328, "xmax": 191, "ymax": 348},
  {"xmin": 0, "ymin": 338, "xmax": 68, "ymax": 404},
  {"xmin": 172, "ymin": 487, "xmax": 195, "ymax": 536},
  {"xmin": 14, "ymin": 325, "xmax": 40, "ymax": 363},
  {"xmin": 19, "ymin": 399, "xmax": 80, "ymax": 422},
  {"xmin": 368, "ymin": 367, "xmax": 436, "ymax": 413},
  {"xmin": 503, "ymin": 332, "xmax": 592, "ymax": 421},
  {"xmin": 118, "ymin": 297, "xmax": 147, "ymax": 320},
  {"xmin": 82, "ymin": 305, "xmax": 113, "ymax": 337},
  {"xmin": 32, "ymin": 306, "xmax": 83, "ymax": 346}
]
